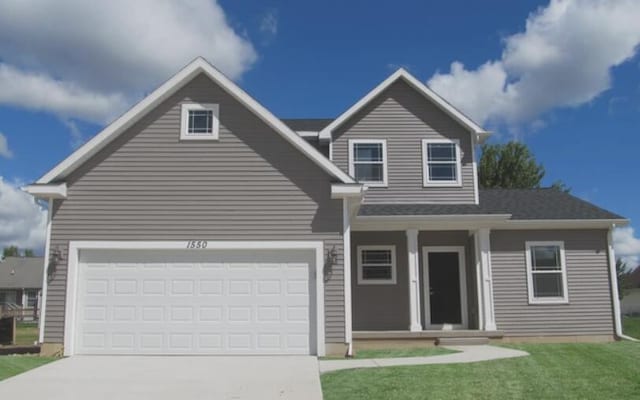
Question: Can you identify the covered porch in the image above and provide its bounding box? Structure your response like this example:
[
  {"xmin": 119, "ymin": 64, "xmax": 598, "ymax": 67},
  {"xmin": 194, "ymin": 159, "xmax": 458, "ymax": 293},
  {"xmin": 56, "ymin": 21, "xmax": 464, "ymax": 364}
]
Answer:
[{"xmin": 348, "ymin": 225, "xmax": 500, "ymax": 345}]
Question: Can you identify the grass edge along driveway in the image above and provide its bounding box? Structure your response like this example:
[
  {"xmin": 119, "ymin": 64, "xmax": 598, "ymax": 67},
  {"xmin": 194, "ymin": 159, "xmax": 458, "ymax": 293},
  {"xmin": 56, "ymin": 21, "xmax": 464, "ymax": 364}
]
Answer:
[{"xmin": 0, "ymin": 356, "xmax": 57, "ymax": 381}]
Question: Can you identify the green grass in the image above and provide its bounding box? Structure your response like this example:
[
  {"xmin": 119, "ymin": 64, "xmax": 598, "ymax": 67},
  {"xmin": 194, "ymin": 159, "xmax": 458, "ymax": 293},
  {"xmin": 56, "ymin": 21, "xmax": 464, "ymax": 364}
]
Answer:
[
  {"xmin": 0, "ymin": 356, "xmax": 57, "ymax": 381},
  {"xmin": 322, "ymin": 346, "xmax": 456, "ymax": 360},
  {"xmin": 14, "ymin": 322, "xmax": 39, "ymax": 346},
  {"xmin": 623, "ymin": 316, "xmax": 640, "ymax": 339},
  {"xmin": 321, "ymin": 342, "xmax": 640, "ymax": 400}
]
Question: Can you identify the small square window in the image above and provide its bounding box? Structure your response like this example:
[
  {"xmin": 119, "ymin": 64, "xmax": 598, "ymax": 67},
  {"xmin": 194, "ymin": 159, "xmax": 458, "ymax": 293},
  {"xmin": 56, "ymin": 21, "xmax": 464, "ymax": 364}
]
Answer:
[
  {"xmin": 188, "ymin": 110, "xmax": 213, "ymax": 134},
  {"xmin": 181, "ymin": 103, "xmax": 219, "ymax": 140}
]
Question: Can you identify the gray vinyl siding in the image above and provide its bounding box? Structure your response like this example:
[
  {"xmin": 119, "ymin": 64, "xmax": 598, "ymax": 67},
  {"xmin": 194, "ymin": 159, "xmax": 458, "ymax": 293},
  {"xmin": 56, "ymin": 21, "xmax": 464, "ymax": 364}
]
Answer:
[
  {"xmin": 351, "ymin": 231, "xmax": 409, "ymax": 330},
  {"xmin": 44, "ymin": 73, "xmax": 345, "ymax": 344},
  {"xmin": 332, "ymin": 80, "xmax": 477, "ymax": 204},
  {"xmin": 351, "ymin": 230, "xmax": 477, "ymax": 331},
  {"xmin": 491, "ymin": 230, "xmax": 615, "ymax": 336}
]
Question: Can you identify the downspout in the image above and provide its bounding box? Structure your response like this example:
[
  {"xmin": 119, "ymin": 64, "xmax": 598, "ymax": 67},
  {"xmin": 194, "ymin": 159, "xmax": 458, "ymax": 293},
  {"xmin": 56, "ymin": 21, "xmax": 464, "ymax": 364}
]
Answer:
[
  {"xmin": 38, "ymin": 198, "xmax": 53, "ymax": 343},
  {"xmin": 607, "ymin": 225, "xmax": 639, "ymax": 342}
]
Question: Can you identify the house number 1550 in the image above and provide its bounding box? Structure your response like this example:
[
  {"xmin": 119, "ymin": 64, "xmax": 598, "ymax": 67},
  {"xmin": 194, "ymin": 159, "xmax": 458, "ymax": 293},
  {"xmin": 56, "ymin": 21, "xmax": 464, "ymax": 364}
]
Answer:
[{"xmin": 186, "ymin": 240, "xmax": 208, "ymax": 249}]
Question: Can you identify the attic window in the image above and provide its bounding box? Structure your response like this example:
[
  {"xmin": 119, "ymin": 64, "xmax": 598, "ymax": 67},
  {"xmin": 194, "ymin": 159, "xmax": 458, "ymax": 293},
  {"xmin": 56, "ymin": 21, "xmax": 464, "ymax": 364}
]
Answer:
[{"xmin": 180, "ymin": 103, "xmax": 219, "ymax": 140}]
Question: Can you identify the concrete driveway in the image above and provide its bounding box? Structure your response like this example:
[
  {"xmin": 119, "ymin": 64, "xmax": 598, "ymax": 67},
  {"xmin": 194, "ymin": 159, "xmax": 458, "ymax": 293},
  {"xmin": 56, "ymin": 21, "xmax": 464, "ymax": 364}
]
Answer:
[{"xmin": 0, "ymin": 356, "xmax": 323, "ymax": 400}]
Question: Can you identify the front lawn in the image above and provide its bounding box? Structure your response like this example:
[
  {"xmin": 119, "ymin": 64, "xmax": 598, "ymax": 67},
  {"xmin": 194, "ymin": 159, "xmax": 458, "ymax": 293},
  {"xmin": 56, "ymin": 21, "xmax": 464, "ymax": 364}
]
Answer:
[
  {"xmin": 623, "ymin": 316, "xmax": 640, "ymax": 339},
  {"xmin": 321, "ymin": 342, "xmax": 640, "ymax": 400},
  {"xmin": 0, "ymin": 356, "xmax": 57, "ymax": 381}
]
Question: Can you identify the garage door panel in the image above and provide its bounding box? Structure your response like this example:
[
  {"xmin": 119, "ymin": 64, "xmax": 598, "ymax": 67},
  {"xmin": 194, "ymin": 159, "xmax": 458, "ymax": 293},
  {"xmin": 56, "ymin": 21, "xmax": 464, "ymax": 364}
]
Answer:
[{"xmin": 74, "ymin": 249, "xmax": 315, "ymax": 355}]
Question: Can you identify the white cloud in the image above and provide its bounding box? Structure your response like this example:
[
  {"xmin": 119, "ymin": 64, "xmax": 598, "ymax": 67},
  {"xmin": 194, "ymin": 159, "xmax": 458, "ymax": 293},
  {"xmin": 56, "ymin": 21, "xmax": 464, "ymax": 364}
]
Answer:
[
  {"xmin": 613, "ymin": 226, "xmax": 640, "ymax": 269},
  {"xmin": 62, "ymin": 119, "xmax": 86, "ymax": 149},
  {"xmin": 428, "ymin": 0, "xmax": 640, "ymax": 128},
  {"xmin": 0, "ymin": 133, "xmax": 12, "ymax": 159},
  {"xmin": 0, "ymin": 177, "xmax": 47, "ymax": 252},
  {"xmin": 0, "ymin": 64, "xmax": 128, "ymax": 123},
  {"xmin": 260, "ymin": 10, "xmax": 278, "ymax": 37},
  {"xmin": 0, "ymin": 0, "xmax": 257, "ymax": 124}
]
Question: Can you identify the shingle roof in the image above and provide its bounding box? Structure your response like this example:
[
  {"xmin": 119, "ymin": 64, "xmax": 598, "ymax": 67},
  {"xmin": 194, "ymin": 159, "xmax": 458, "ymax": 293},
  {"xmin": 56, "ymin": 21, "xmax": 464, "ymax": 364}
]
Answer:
[
  {"xmin": 0, "ymin": 257, "xmax": 44, "ymax": 289},
  {"xmin": 359, "ymin": 188, "xmax": 625, "ymax": 220},
  {"xmin": 281, "ymin": 118, "xmax": 334, "ymax": 131}
]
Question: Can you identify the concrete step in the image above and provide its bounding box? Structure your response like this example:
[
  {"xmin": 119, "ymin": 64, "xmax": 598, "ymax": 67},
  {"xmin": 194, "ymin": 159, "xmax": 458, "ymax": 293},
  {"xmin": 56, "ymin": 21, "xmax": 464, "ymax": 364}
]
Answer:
[{"xmin": 436, "ymin": 337, "xmax": 490, "ymax": 346}]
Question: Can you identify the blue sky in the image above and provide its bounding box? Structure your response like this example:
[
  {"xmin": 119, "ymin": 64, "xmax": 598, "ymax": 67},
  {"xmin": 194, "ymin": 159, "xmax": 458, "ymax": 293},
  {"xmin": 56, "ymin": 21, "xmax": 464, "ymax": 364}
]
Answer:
[{"xmin": 0, "ymin": 0, "xmax": 639, "ymax": 264}]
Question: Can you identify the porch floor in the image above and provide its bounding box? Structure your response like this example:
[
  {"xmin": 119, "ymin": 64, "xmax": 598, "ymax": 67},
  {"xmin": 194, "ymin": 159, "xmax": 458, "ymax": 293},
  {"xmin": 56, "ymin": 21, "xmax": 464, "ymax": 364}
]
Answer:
[{"xmin": 353, "ymin": 330, "xmax": 504, "ymax": 340}]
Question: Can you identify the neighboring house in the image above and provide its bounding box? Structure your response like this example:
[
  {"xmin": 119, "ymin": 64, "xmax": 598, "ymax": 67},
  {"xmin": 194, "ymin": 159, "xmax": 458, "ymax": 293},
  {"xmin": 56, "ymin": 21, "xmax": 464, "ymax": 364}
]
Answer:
[
  {"xmin": 622, "ymin": 267, "xmax": 640, "ymax": 315},
  {"xmin": 0, "ymin": 257, "xmax": 44, "ymax": 321},
  {"xmin": 26, "ymin": 58, "xmax": 626, "ymax": 357}
]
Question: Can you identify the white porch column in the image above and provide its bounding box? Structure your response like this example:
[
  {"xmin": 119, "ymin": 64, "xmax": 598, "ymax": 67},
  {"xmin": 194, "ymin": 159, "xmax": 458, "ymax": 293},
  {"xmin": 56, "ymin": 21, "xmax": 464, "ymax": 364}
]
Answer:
[
  {"xmin": 476, "ymin": 228, "xmax": 497, "ymax": 331},
  {"xmin": 406, "ymin": 229, "xmax": 422, "ymax": 331},
  {"xmin": 342, "ymin": 198, "xmax": 353, "ymax": 351}
]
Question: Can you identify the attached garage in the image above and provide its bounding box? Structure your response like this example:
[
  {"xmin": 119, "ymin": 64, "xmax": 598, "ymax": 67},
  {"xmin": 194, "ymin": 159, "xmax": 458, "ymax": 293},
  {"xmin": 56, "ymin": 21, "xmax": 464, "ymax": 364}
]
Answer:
[{"xmin": 63, "ymin": 241, "xmax": 325, "ymax": 356}]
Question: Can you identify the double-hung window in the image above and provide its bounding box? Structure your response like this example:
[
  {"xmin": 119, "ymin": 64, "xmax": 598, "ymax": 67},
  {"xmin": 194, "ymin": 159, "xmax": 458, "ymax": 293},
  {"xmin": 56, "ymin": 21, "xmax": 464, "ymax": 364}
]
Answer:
[
  {"xmin": 357, "ymin": 245, "xmax": 396, "ymax": 285},
  {"xmin": 525, "ymin": 241, "xmax": 569, "ymax": 304},
  {"xmin": 180, "ymin": 103, "xmax": 220, "ymax": 140},
  {"xmin": 349, "ymin": 140, "xmax": 388, "ymax": 186},
  {"xmin": 422, "ymin": 139, "xmax": 461, "ymax": 186}
]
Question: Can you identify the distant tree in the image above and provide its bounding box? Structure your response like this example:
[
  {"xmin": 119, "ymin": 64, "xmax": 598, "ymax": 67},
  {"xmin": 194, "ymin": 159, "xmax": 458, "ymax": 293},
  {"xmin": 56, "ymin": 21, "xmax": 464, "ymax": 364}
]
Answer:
[
  {"xmin": 479, "ymin": 141, "xmax": 569, "ymax": 192},
  {"xmin": 3, "ymin": 246, "xmax": 19, "ymax": 257},
  {"xmin": 550, "ymin": 180, "xmax": 571, "ymax": 193},
  {"xmin": 616, "ymin": 259, "xmax": 632, "ymax": 300},
  {"xmin": 479, "ymin": 142, "xmax": 545, "ymax": 189},
  {"xmin": 23, "ymin": 249, "xmax": 35, "ymax": 257}
]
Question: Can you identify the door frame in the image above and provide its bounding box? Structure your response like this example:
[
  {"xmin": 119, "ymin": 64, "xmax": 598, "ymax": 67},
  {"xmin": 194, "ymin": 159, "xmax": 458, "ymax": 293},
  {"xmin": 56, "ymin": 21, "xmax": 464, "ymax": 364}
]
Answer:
[
  {"xmin": 422, "ymin": 246, "xmax": 468, "ymax": 330},
  {"xmin": 63, "ymin": 240, "xmax": 325, "ymax": 357}
]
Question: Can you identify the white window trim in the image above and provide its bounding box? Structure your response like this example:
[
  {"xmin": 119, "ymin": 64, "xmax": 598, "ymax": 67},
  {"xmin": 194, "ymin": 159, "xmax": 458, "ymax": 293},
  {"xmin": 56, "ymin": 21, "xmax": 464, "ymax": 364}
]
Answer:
[
  {"xmin": 180, "ymin": 103, "xmax": 220, "ymax": 140},
  {"xmin": 422, "ymin": 139, "xmax": 462, "ymax": 187},
  {"xmin": 348, "ymin": 139, "xmax": 388, "ymax": 187},
  {"xmin": 357, "ymin": 245, "xmax": 397, "ymax": 285},
  {"xmin": 525, "ymin": 241, "xmax": 569, "ymax": 305}
]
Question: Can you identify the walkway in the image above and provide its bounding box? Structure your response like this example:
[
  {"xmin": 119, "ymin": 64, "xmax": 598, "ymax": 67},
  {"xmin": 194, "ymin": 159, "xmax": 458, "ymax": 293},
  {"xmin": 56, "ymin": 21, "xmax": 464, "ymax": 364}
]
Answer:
[{"xmin": 319, "ymin": 345, "xmax": 529, "ymax": 373}]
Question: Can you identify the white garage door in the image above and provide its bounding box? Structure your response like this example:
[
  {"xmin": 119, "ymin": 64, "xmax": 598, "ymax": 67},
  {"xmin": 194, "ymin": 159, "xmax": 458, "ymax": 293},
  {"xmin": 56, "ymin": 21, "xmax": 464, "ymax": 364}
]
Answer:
[{"xmin": 73, "ymin": 248, "xmax": 316, "ymax": 355}]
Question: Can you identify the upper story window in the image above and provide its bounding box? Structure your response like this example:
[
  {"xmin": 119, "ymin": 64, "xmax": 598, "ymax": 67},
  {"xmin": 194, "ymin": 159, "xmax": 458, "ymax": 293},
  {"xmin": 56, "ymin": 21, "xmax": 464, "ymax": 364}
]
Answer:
[
  {"xmin": 348, "ymin": 139, "xmax": 388, "ymax": 187},
  {"xmin": 357, "ymin": 245, "xmax": 397, "ymax": 285},
  {"xmin": 525, "ymin": 241, "xmax": 569, "ymax": 304},
  {"xmin": 180, "ymin": 103, "xmax": 220, "ymax": 140},
  {"xmin": 422, "ymin": 139, "xmax": 462, "ymax": 187}
]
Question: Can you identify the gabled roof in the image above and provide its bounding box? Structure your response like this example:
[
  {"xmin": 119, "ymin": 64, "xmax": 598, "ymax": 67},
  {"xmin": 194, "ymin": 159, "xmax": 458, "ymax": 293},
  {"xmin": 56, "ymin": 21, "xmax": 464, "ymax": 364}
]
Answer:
[
  {"xmin": 0, "ymin": 257, "xmax": 44, "ymax": 289},
  {"xmin": 319, "ymin": 68, "xmax": 491, "ymax": 142},
  {"xmin": 359, "ymin": 188, "xmax": 626, "ymax": 222},
  {"xmin": 36, "ymin": 58, "xmax": 354, "ymax": 184}
]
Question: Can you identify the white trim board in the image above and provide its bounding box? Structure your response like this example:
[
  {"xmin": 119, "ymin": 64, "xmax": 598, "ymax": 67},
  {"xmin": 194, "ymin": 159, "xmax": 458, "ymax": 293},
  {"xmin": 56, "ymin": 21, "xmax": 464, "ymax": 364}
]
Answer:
[
  {"xmin": 319, "ymin": 68, "xmax": 490, "ymax": 142},
  {"xmin": 37, "ymin": 57, "xmax": 354, "ymax": 185},
  {"xmin": 38, "ymin": 199, "xmax": 53, "ymax": 343},
  {"xmin": 63, "ymin": 240, "xmax": 326, "ymax": 357},
  {"xmin": 422, "ymin": 246, "xmax": 468, "ymax": 329}
]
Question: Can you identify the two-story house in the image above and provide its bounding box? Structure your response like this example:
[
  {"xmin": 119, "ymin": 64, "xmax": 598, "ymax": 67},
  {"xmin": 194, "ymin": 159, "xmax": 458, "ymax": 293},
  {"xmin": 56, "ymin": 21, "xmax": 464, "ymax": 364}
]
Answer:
[{"xmin": 26, "ymin": 58, "xmax": 626, "ymax": 357}]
